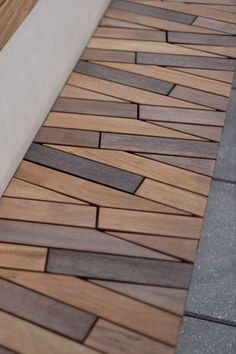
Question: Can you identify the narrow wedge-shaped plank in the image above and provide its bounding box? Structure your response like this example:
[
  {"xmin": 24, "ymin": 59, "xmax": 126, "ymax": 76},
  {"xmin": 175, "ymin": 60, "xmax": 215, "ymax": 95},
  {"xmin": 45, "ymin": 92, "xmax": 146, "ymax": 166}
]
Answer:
[
  {"xmin": 136, "ymin": 179, "xmax": 207, "ymax": 216},
  {"xmin": 81, "ymin": 48, "xmax": 136, "ymax": 63},
  {"xmin": 0, "ymin": 243, "xmax": 47, "ymax": 271},
  {"xmin": 86, "ymin": 319, "xmax": 175, "ymax": 354},
  {"xmin": 168, "ymin": 32, "xmax": 236, "ymax": 47},
  {"xmin": 182, "ymin": 45, "xmax": 236, "ymax": 59},
  {"xmin": 94, "ymin": 27, "xmax": 166, "ymax": 41},
  {"xmin": 0, "ymin": 279, "xmax": 96, "ymax": 342},
  {"xmin": 25, "ymin": 143, "xmax": 143, "ymax": 193},
  {"xmin": 170, "ymin": 67, "xmax": 234, "ymax": 84},
  {"xmin": 47, "ymin": 249, "xmax": 192, "ymax": 288},
  {"xmin": 16, "ymin": 161, "xmax": 180, "ymax": 213},
  {"xmin": 99, "ymin": 208, "xmax": 203, "ymax": 238},
  {"xmin": 91, "ymin": 281, "xmax": 187, "ymax": 315},
  {"xmin": 0, "ymin": 310, "xmax": 98, "ymax": 354},
  {"xmin": 107, "ymin": 231, "xmax": 198, "ymax": 262},
  {"xmin": 100, "ymin": 17, "xmax": 152, "ymax": 29},
  {"xmin": 52, "ymin": 97, "xmax": 137, "ymax": 118},
  {"xmin": 193, "ymin": 17, "xmax": 236, "ymax": 35},
  {"xmin": 68, "ymin": 73, "xmax": 211, "ymax": 109},
  {"xmin": 45, "ymin": 146, "xmax": 211, "ymax": 196},
  {"xmin": 4, "ymin": 178, "xmax": 88, "ymax": 205},
  {"xmin": 101, "ymin": 133, "xmax": 219, "ymax": 158},
  {"xmin": 45, "ymin": 113, "xmax": 204, "ymax": 140},
  {"xmin": 0, "ymin": 197, "xmax": 96, "ymax": 228}
]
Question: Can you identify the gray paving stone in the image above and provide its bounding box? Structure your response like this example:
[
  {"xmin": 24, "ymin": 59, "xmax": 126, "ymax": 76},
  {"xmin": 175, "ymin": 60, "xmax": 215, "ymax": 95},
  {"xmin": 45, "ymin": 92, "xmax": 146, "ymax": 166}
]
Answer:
[
  {"xmin": 185, "ymin": 181, "xmax": 236, "ymax": 324},
  {"xmin": 176, "ymin": 316, "xmax": 236, "ymax": 354}
]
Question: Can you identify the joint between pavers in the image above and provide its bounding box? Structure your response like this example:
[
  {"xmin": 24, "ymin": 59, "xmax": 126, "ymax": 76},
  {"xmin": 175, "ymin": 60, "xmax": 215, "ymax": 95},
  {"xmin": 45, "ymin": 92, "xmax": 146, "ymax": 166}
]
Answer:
[{"xmin": 184, "ymin": 311, "xmax": 236, "ymax": 328}]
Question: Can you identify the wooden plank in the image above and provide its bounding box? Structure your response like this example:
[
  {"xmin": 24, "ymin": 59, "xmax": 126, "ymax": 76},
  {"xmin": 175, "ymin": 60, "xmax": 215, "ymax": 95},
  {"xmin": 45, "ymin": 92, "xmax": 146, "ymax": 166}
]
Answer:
[
  {"xmin": 181, "ymin": 45, "xmax": 236, "ymax": 59},
  {"xmin": 168, "ymin": 32, "xmax": 236, "ymax": 47},
  {"xmin": 0, "ymin": 197, "xmax": 96, "ymax": 228},
  {"xmin": 16, "ymin": 161, "xmax": 180, "ymax": 213},
  {"xmin": 0, "ymin": 310, "xmax": 98, "ymax": 354},
  {"xmin": 44, "ymin": 113, "xmax": 204, "ymax": 140},
  {"xmin": 0, "ymin": 269, "xmax": 182, "ymax": 346},
  {"xmin": 52, "ymin": 97, "xmax": 137, "ymax": 118},
  {"xmin": 94, "ymin": 27, "xmax": 166, "ymax": 41},
  {"xmin": 67, "ymin": 72, "xmax": 212, "ymax": 109},
  {"xmin": 100, "ymin": 16, "xmax": 152, "ymax": 29},
  {"xmin": 75, "ymin": 60, "xmax": 174, "ymax": 95},
  {"xmin": 170, "ymin": 67, "xmax": 234, "ymax": 84},
  {"xmin": 81, "ymin": 48, "xmax": 136, "ymax": 63},
  {"xmin": 137, "ymin": 53, "xmax": 236, "ymax": 70},
  {"xmin": 0, "ymin": 220, "xmax": 177, "ymax": 261},
  {"xmin": 94, "ymin": 61, "xmax": 231, "ymax": 96},
  {"xmin": 107, "ymin": 232, "xmax": 198, "ymax": 262},
  {"xmin": 0, "ymin": 278, "xmax": 96, "ymax": 342},
  {"xmin": 85, "ymin": 319, "xmax": 175, "ymax": 354},
  {"xmin": 139, "ymin": 106, "xmax": 225, "ymax": 126},
  {"xmin": 47, "ymin": 249, "xmax": 193, "ymax": 288},
  {"xmin": 170, "ymin": 85, "xmax": 229, "ymax": 111},
  {"xmin": 25, "ymin": 143, "xmax": 143, "ymax": 193},
  {"xmin": 136, "ymin": 178, "xmax": 207, "ymax": 216},
  {"xmin": 101, "ymin": 133, "xmax": 219, "ymax": 158},
  {"xmin": 193, "ymin": 17, "xmax": 236, "ymax": 35},
  {"xmin": 98, "ymin": 208, "xmax": 203, "ymax": 238},
  {"xmin": 34, "ymin": 127, "xmax": 100, "ymax": 147},
  {"xmin": 0, "ymin": 243, "xmax": 46, "ymax": 271},
  {"xmin": 44, "ymin": 146, "xmax": 211, "ymax": 196}
]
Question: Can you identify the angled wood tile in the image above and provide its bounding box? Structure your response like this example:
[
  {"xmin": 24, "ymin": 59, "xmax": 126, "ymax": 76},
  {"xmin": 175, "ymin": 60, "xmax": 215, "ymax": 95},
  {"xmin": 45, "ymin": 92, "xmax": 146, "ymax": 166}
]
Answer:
[
  {"xmin": 193, "ymin": 16, "xmax": 236, "ymax": 35},
  {"xmin": 170, "ymin": 67, "xmax": 234, "ymax": 83},
  {"xmin": 100, "ymin": 16, "xmax": 152, "ymax": 29},
  {"xmin": 94, "ymin": 27, "xmax": 166, "ymax": 41},
  {"xmin": 168, "ymin": 32, "xmax": 236, "ymax": 46},
  {"xmin": 182, "ymin": 44, "xmax": 236, "ymax": 59},
  {"xmin": 81, "ymin": 48, "xmax": 136, "ymax": 63}
]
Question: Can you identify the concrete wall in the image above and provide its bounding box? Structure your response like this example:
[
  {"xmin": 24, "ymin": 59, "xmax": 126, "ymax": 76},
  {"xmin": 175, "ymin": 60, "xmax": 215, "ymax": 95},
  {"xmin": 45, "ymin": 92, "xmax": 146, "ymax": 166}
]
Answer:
[{"xmin": 0, "ymin": 0, "xmax": 110, "ymax": 196}]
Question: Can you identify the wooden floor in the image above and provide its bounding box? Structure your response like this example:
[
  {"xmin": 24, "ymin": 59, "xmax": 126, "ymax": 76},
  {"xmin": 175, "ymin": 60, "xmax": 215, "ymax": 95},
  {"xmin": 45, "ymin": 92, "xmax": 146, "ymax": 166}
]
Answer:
[{"xmin": 0, "ymin": 0, "xmax": 236, "ymax": 353}]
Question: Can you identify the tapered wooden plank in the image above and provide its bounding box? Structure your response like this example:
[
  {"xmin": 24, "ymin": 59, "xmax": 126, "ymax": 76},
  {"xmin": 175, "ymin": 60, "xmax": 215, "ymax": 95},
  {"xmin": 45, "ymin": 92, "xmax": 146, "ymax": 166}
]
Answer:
[
  {"xmin": 111, "ymin": 0, "xmax": 196, "ymax": 24},
  {"xmin": 0, "ymin": 310, "xmax": 98, "ymax": 354},
  {"xmin": 68, "ymin": 72, "xmax": 211, "ymax": 109},
  {"xmin": 47, "ymin": 249, "xmax": 192, "ymax": 288},
  {"xmin": 99, "ymin": 208, "xmax": 203, "ymax": 238},
  {"xmin": 137, "ymin": 53, "xmax": 236, "ymax": 70},
  {"xmin": 0, "ymin": 243, "xmax": 46, "ymax": 271},
  {"xmin": 81, "ymin": 48, "xmax": 136, "ymax": 63},
  {"xmin": 107, "ymin": 232, "xmax": 198, "ymax": 262},
  {"xmin": 137, "ymin": 154, "xmax": 215, "ymax": 177},
  {"xmin": 100, "ymin": 16, "xmax": 151, "ymax": 29},
  {"xmin": 25, "ymin": 143, "xmax": 143, "ymax": 193},
  {"xmin": 45, "ymin": 146, "xmax": 211, "ymax": 196},
  {"xmin": 34, "ymin": 127, "xmax": 100, "ymax": 147},
  {"xmin": 170, "ymin": 85, "xmax": 229, "ymax": 111},
  {"xmin": 75, "ymin": 60, "xmax": 174, "ymax": 95},
  {"xmin": 0, "ymin": 269, "xmax": 181, "ymax": 346},
  {"xmin": 85, "ymin": 319, "xmax": 175, "ymax": 354},
  {"xmin": 193, "ymin": 16, "xmax": 236, "ymax": 35},
  {"xmin": 136, "ymin": 179, "xmax": 207, "ymax": 216},
  {"xmin": 0, "ymin": 197, "xmax": 96, "ymax": 228},
  {"xmin": 170, "ymin": 67, "xmax": 234, "ymax": 84},
  {"xmin": 94, "ymin": 27, "xmax": 166, "ymax": 41},
  {"xmin": 45, "ymin": 113, "xmax": 204, "ymax": 140},
  {"xmin": 16, "ymin": 161, "xmax": 178, "ymax": 213},
  {"xmin": 95, "ymin": 61, "xmax": 231, "ymax": 96},
  {"xmin": 52, "ymin": 97, "xmax": 137, "ymax": 118},
  {"xmin": 0, "ymin": 220, "xmax": 177, "ymax": 261},
  {"xmin": 101, "ymin": 133, "xmax": 219, "ymax": 158},
  {"xmin": 140, "ymin": 106, "xmax": 225, "ymax": 126},
  {"xmin": 182, "ymin": 45, "xmax": 236, "ymax": 59},
  {"xmin": 4, "ymin": 178, "xmax": 88, "ymax": 204},
  {"xmin": 91, "ymin": 281, "xmax": 187, "ymax": 315},
  {"xmin": 168, "ymin": 32, "xmax": 236, "ymax": 47},
  {"xmin": 203, "ymin": 5, "xmax": 236, "ymax": 13},
  {"xmin": 0, "ymin": 279, "xmax": 96, "ymax": 342}
]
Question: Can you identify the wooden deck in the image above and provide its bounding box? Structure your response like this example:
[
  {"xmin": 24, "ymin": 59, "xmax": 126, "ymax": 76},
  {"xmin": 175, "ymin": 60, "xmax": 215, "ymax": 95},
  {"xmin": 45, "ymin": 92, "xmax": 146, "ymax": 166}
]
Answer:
[{"xmin": 0, "ymin": 0, "xmax": 235, "ymax": 353}]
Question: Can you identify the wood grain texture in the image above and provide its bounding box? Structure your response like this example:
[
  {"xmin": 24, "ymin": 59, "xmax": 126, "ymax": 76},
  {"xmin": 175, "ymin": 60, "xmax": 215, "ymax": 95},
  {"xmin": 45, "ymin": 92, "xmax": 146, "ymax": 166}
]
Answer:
[
  {"xmin": 94, "ymin": 27, "xmax": 166, "ymax": 41},
  {"xmin": 100, "ymin": 16, "xmax": 152, "ymax": 29},
  {"xmin": 168, "ymin": 32, "xmax": 236, "ymax": 47},
  {"xmin": 81, "ymin": 48, "xmax": 136, "ymax": 63},
  {"xmin": 170, "ymin": 68, "xmax": 234, "ymax": 83},
  {"xmin": 193, "ymin": 16, "xmax": 236, "ymax": 35},
  {"xmin": 182, "ymin": 44, "xmax": 236, "ymax": 59}
]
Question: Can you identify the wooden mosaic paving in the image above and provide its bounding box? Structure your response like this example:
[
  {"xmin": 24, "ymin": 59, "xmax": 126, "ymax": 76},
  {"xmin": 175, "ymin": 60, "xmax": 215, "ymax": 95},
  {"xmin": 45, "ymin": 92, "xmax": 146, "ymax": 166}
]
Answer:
[{"xmin": 0, "ymin": 0, "xmax": 236, "ymax": 353}]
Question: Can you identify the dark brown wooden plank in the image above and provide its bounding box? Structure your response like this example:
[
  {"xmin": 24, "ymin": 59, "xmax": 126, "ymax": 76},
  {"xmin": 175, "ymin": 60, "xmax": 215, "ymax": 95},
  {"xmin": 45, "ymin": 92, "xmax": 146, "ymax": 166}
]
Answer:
[
  {"xmin": 110, "ymin": 0, "xmax": 196, "ymax": 24},
  {"xmin": 137, "ymin": 53, "xmax": 236, "ymax": 70},
  {"xmin": 0, "ymin": 346, "xmax": 15, "ymax": 354},
  {"xmin": 0, "ymin": 278, "xmax": 96, "ymax": 342},
  {"xmin": 170, "ymin": 85, "xmax": 229, "ymax": 111},
  {"xmin": 193, "ymin": 16, "xmax": 236, "ymax": 35},
  {"xmin": 95, "ymin": 27, "xmax": 166, "ymax": 41},
  {"xmin": 101, "ymin": 133, "xmax": 219, "ymax": 158},
  {"xmin": 47, "ymin": 249, "xmax": 193, "ymax": 288},
  {"xmin": 75, "ymin": 61, "xmax": 174, "ymax": 95},
  {"xmin": 81, "ymin": 48, "xmax": 136, "ymax": 63},
  {"xmin": 34, "ymin": 127, "xmax": 99, "ymax": 147},
  {"xmin": 52, "ymin": 98, "xmax": 137, "ymax": 118},
  {"xmin": 25, "ymin": 143, "xmax": 143, "ymax": 193},
  {"xmin": 168, "ymin": 32, "xmax": 236, "ymax": 46}
]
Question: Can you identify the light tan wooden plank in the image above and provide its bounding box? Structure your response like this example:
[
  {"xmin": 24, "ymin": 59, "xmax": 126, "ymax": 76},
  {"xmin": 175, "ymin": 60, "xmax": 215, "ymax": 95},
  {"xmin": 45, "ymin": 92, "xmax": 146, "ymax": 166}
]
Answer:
[
  {"xmin": 44, "ymin": 147, "xmax": 211, "ymax": 196},
  {"xmin": 0, "ymin": 269, "xmax": 182, "ymax": 346},
  {"xmin": 0, "ymin": 243, "xmax": 47, "ymax": 271},
  {"xmin": 94, "ymin": 27, "xmax": 166, "ymax": 41},
  {"xmin": 94, "ymin": 61, "xmax": 231, "ymax": 96},
  {"xmin": 0, "ymin": 197, "xmax": 96, "ymax": 228},
  {"xmin": 100, "ymin": 16, "xmax": 152, "ymax": 29},
  {"xmin": 0, "ymin": 310, "xmax": 98, "ymax": 354},
  {"xmin": 182, "ymin": 44, "xmax": 236, "ymax": 59},
  {"xmin": 4, "ymin": 178, "xmax": 88, "ymax": 205},
  {"xmin": 170, "ymin": 67, "xmax": 234, "ymax": 83},
  {"xmin": 45, "ymin": 112, "xmax": 204, "ymax": 140},
  {"xmin": 136, "ymin": 178, "xmax": 207, "ymax": 216},
  {"xmin": 205, "ymin": 5, "xmax": 236, "ymax": 13},
  {"xmin": 16, "ymin": 161, "xmax": 184, "ymax": 214},
  {"xmin": 68, "ymin": 72, "xmax": 212, "ymax": 109},
  {"xmin": 99, "ymin": 208, "xmax": 203, "ymax": 238}
]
